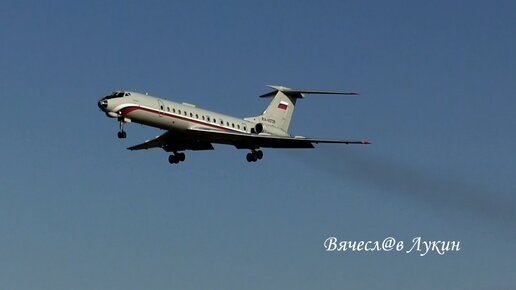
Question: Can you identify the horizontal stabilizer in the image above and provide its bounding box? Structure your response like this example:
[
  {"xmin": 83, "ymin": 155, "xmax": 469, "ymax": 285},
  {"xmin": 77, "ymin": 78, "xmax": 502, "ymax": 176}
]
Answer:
[{"xmin": 259, "ymin": 85, "xmax": 359, "ymax": 98}]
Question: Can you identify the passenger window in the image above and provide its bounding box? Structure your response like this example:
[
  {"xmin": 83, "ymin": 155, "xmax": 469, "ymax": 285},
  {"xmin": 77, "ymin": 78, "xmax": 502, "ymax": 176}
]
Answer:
[
  {"xmin": 220, "ymin": 120, "xmax": 224, "ymax": 125},
  {"xmin": 244, "ymin": 126, "xmax": 247, "ymax": 131},
  {"xmin": 160, "ymin": 105, "xmax": 164, "ymax": 110},
  {"xmin": 196, "ymin": 114, "xmax": 199, "ymax": 119},
  {"xmin": 232, "ymin": 123, "xmax": 235, "ymax": 128},
  {"xmin": 184, "ymin": 111, "xmax": 187, "ymax": 116},
  {"xmin": 190, "ymin": 113, "xmax": 193, "ymax": 117},
  {"xmin": 167, "ymin": 107, "xmax": 170, "ymax": 112},
  {"xmin": 237, "ymin": 125, "xmax": 240, "ymax": 129},
  {"xmin": 173, "ymin": 108, "xmax": 176, "ymax": 113},
  {"xmin": 213, "ymin": 118, "xmax": 216, "ymax": 123},
  {"xmin": 178, "ymin": 110, "xmax": 181, "ymax": 114}
]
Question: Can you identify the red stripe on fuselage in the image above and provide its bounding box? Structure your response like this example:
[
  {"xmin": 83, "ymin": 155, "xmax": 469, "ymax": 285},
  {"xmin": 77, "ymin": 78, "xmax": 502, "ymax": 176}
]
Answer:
[
  {"xmin": 120, "ymin": 107, "xmax": 139, "ymax": 116},
  {"xmin": 119, "ymin": 105, "xmax": 240, "ymax": 133}
]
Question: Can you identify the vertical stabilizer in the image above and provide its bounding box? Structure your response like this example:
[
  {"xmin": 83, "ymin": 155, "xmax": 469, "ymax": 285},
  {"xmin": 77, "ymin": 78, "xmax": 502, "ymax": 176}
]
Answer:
[
  {"xmin": 259, "ymin": 89, "xmax": 297, "ymax": 133},
  {"xmin": 244, "ymin": 86, "xmax": 299, "ymax": 134},
  {"xmin": 245, "ymin": 85, "xmax": 358, "ymax": 135}
]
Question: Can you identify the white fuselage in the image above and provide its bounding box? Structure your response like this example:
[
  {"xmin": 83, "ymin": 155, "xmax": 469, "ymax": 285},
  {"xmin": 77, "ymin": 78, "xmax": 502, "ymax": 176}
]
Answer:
[{"xmin": 99, "ymin": 91, "xmax": 260, "ymax": 135}]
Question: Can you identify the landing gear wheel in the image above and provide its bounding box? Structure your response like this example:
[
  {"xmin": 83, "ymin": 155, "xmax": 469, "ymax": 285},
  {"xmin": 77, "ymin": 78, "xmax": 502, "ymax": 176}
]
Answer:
[
  {"xmin": 168, "ymin": 152, "xmax": 186, "ymax": 165},
  {"xmin": 255, "ymin": 150, "xmax": 263, "ymax": 160},
  {"xmin": 246, "ymin": 152, "xmax": 257, "ymax": 162},
  {"xmin": 168, "ymin": 154, "xmax": 179, "ymax": 164}
]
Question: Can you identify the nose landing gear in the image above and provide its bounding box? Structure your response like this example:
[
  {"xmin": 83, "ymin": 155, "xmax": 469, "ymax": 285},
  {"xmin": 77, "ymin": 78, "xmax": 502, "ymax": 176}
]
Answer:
[
  {"xmin": 117, "ymin": 118, "xmax": 127, "ymax": 139},
  {"xmin": 117, "ymin": 131, "xmax": 127, "ymax": 139}
]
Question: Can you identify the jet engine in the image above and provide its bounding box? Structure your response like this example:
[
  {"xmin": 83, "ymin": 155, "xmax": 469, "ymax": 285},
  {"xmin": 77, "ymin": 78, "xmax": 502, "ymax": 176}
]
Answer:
[{"xmin": 254, "ymin": 123, "xmax": 264, "ymax": 134}]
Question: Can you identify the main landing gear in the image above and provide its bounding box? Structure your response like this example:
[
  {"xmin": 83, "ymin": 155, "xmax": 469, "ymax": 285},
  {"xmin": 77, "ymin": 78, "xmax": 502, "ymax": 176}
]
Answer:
[
  {"xmin": 117, "ymin": 118, "xmax": 127, "ymax": 139},
  {"xmin": 246, "ymin": 149, "xmax": 263, "ymax": 162},
  {"xmin": 168, "ymin": 152, "xmax": 186, "ymax": 164}
]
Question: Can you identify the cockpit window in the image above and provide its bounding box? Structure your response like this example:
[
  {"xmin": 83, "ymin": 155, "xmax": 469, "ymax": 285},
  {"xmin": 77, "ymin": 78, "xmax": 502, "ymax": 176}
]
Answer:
[{"xmin": 105, "ymin": 92, "xmax": 126, "ymax": 99}]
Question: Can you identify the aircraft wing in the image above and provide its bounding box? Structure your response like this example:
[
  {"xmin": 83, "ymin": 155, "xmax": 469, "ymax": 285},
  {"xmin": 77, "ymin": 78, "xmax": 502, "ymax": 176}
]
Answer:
[
  {"xmin": 127, "ymin": 131, "xmax": 214, "ymax": 152},
  {"xmin": 128, "ymin": 127, "xmax": 368, "ymax": 152},
  {"xmin": 179, "ymin": 127, "xmax": 368, "ymax": 149},
  {"xmin": 127, "ymin": 132, "xmax": 170, "ymax": 150}
]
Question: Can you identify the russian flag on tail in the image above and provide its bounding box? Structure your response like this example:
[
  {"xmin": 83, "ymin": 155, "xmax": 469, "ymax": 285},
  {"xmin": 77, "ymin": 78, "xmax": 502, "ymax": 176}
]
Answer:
[{"xmin": 277, "ymin": 101, "xmax": 289, "ymax": 110}]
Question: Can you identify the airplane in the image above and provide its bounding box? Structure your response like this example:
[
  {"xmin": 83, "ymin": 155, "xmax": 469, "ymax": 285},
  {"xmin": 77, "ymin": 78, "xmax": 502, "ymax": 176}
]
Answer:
[{"xmin": 97, "ymin": 85, "xmax": 370, "ymax": 164}]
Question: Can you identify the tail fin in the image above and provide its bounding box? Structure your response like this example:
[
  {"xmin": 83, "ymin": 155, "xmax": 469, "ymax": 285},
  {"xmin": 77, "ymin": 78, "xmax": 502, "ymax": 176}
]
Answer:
[{"xmin": 245, "ymin": 85, "xmax": 358, "ymax": 134}]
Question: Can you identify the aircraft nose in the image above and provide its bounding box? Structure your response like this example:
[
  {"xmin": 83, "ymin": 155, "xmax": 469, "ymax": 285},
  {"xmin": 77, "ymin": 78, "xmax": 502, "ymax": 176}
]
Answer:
[{"xmin": 98, "ymin": 99, "xmax": 108, "ymax": 111}]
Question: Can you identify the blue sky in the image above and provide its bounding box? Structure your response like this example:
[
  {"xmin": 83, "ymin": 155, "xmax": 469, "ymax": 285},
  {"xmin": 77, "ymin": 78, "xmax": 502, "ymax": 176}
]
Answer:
[{"xmin": 1, "ymin": 0, "xmax": 515, "ymax": 289}]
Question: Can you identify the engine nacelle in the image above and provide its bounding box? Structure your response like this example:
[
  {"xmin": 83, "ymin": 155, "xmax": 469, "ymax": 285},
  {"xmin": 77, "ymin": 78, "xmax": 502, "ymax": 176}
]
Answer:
[
  {"xmin": 250, "ymin": 122, "xmax": 289, "ymax": 136},
  {"xmin": 254, "ymin": 123, "xmax": 264, "ymax": 134}
]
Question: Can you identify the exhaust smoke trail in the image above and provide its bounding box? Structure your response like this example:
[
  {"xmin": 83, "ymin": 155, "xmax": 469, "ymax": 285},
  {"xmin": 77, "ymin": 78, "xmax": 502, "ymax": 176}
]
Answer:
[{"xmin": 289, "ymin": 147, "xmax": 516, "ymax": 227}]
